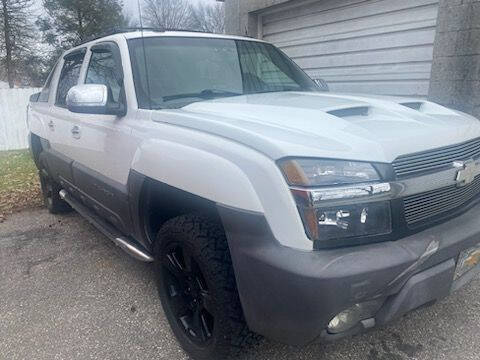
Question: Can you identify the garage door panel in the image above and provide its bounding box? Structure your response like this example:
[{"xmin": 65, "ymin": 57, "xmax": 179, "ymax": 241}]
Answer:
[
  {"xmin": 319, "ymin": 71, "xmax": 431, "ymax": 83},
  {"xmin": 283, "ymin": 28, "xmax": 436, "ymax": 58},
  {"xmin": 263, "ymin": 0, "xmax": 438, "ymax": 37},
  {"xmin": 327, "ymin": 80, "xmax": 430, "ymax": 97},
  {"xmin": 275, "ymin": 19, "xmax": 437, "ymax": 48},
  {"xmin": 294, "ymin": 45, "xmax": 434, "ymax": 70},
  {"xmin": 261, "ymin": 0, "xmax": 439, "ymax": 97},
  {"xmin": 262, "ymin": 0, "xmax": 368, "ymax": 25},
  {"xmin": 306, "ymin": 62, "xmax": 432, "ymax": 80},
  {"xmin": 263, "ymin": 5, "xmax": 438, "ymax": 43}
]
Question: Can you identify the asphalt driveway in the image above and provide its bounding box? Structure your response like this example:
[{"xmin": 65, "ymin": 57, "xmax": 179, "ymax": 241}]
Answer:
[{"xmin": 1, "ymin": 208, "xmax": 480, "ymax": 360}]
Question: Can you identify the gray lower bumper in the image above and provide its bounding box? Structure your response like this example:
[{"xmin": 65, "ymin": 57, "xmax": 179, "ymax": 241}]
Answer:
[{"xmin": 218, "ymin": 203, "xmax": 480, "ymax": 346}]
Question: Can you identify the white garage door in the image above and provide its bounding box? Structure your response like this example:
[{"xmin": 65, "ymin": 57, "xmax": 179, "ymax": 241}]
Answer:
[{"xmin": 260, "ymin": 0, "xmax": 439, "ymax": 97}]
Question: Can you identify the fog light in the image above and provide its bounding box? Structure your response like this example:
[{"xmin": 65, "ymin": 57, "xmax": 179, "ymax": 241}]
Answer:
[
  {"xmin": 328, "ymin": 304, "xmax": 363, "ymax": 334},
  {"xmin": 327, "ymin": 299, "xmax": 385, "ymax": 334}
]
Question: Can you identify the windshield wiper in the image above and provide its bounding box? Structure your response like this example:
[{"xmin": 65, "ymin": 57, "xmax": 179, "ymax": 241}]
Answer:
[{"xmin": 163, "ymin": 89, "xmax": 242, "ymax": 102}]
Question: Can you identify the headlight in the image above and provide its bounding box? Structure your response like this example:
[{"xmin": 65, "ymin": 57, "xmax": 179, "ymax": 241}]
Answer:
[
  {"xmin": 279, "ymin": 158, "xmax": 380, "ymax": 186},
  {"xmin": 278, "ymin": 158, "xmax": 393, "ymax": 247}
]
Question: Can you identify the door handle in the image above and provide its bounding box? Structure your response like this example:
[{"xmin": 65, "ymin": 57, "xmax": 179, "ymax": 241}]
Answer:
[
  {"xmin": 71, "ymin": 125, "xmax": 81, "ymax": 139},
  {"xmin": 48, "ymin": 120, "xmax": 55, "ymax": 131}
]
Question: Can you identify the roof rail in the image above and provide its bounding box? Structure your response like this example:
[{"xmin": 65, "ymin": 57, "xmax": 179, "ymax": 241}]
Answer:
[
  {"xmin": 75, "ymin": 27, "xmax": 216, "ymax": 47},
  {"xmin": 76, "ymin": 27, "xmax": 163, "ymax": 46}
]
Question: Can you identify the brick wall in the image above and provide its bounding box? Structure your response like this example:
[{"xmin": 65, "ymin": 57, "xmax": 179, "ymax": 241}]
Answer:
[{"xmin": 429, "ymin": 0, "xmax": 480, "ymax": 117}]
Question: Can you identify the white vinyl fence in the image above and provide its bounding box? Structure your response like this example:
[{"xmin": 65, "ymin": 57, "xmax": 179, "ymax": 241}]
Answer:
[{"xmin": 0, "ymin": 88, "xmax": 41, "ymax": 151}]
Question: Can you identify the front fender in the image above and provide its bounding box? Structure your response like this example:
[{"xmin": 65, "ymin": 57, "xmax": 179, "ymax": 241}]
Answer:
[{"xmin": 131, "ymin": 139, "xmax": 264, "ymax": 213}]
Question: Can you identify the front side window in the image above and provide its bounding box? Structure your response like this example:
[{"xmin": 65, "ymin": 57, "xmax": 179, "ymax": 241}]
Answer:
[
  {"xmin": 85, "ymin": 48, "xmax": 121, "ymax": 104},
  {"xmin": 128, "ymin": 37, "xmax": 317, "ymax": 109},
  {"xmin": 56, "ymin": 50, "xmax": 86, "ymax": 107},
  {"xmin": 237, "ymin": 41, "xmax": 301, "ymax": 93}
]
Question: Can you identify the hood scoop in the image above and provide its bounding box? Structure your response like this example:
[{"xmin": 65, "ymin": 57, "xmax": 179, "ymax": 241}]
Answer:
[
  {"xmin": 326, "ymin": 106, "xmax": 370, "ymax": 118},
  {"xmin": 400, "ymin": 101, "xmax": 424, "ymax": 111}
]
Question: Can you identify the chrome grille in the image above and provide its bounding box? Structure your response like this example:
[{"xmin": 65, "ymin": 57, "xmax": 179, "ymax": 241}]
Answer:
[
  {"xmin": 404, "ymin": 175, "xmax": 480, "ymax": 225},
  {"xmin": 392, "ymin": 137, "xmax": 480, "ymax": 178}
]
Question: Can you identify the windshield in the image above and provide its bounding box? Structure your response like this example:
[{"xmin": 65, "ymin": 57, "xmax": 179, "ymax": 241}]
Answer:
[{"xmin": 128, "ymin": 36, "xmax": 318, "ymax": 109}]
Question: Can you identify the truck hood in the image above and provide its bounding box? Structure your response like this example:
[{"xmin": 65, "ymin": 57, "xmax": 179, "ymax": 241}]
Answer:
[{"xmin": 152, "ymin": 92, "xmax": 480, "ymax": 163}]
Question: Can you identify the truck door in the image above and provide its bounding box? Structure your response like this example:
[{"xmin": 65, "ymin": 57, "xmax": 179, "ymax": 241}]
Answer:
[
  {"xmin": 62, "ymin": 41, "xmax": 138, "ymax": 234},
  {"xmin": 44, "ymin": 49, "xmax": 87, "ymax": 185}
]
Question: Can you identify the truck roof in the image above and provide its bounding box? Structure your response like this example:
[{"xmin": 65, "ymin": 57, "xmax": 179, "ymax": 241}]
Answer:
[
  {"xmin": 124, "ymin": 30, "xmax": 262, "ymax": 42},
  {"xmin": 63, "ymin": 29, "xmax": 265, "ymax": 57}
]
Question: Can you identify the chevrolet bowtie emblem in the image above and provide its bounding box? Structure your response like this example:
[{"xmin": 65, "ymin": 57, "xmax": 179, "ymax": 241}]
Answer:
[{"xmin": 454, "ymin": 160, "xmax": 480, "ymax": 187}]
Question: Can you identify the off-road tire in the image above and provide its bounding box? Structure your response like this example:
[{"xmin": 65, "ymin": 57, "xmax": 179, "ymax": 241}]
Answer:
[
  {"xmin": 154, "ymin": 214, "xmax": 260, "ymax": 360},
  {"xmin": 39, "ymin": 171, "xmax": 72, "ymax": 214}
]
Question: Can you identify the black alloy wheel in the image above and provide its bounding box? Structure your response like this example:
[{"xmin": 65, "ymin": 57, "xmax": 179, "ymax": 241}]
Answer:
[
  {"xmin": 162, "ymin": 243, "xmax": 215, "ymax": 345},
  {"xmin": 43, "ymin": 178, "xmax": 55, "ymax": 208},
  {"xmin": 154, "ymin": 214, "xmax": 260, "ymax": 360},
  {"xmin": 39, "ymin": 170, "xmax": 72, "ymax": 214}
]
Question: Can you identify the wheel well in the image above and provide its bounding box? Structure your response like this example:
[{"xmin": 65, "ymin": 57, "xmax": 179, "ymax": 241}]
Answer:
[{"xmin": 139, "ymin": 177, "xmax": 221, "ymax": 244}]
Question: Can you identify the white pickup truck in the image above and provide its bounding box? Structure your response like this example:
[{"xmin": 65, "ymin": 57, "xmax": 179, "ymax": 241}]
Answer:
[{"xmin": 27, "ymin": 29, "xmax": 480, "ymax": 360}]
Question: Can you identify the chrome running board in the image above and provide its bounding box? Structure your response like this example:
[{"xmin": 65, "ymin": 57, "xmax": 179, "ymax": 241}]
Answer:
[{"xmin": 59, "ymin": 189, "xmax": 154, "ymax": 262}]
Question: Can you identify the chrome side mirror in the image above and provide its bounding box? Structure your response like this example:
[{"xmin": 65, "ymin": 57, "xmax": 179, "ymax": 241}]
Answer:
[
  {"xmin": 66, "ymin": 84, "xmax": 125, "ymax": 116},
  {"xmin": 314, "ymin": 78, "xmax": 329, "ymax": 92}
]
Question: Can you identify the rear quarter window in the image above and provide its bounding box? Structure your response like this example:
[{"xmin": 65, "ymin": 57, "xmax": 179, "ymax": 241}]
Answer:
[{"xmin": 38, "ymin": 61, "xmax": 59, "ymax": 102}]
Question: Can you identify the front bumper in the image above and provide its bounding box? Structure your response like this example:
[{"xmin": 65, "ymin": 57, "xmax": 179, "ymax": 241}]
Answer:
[{"xmin": 218, "ymin": 203, "xmax": 480, "ymax": 346}]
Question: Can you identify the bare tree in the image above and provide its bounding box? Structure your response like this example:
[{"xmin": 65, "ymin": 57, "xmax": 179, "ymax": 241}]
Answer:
[
  {"xmin": 142, "ymin": 0, "xmax": 192, "ymax": 30},
  {"xmin": 190, "ymin": 1, "xmax": 225, "ymax": 34},
  {"xmin": 38, "ymin": 0, "xmax": 127, "ymax": 48},
  {"xmin": 0, "ymin": 0, "xmax": 35, "ymax": 88}
]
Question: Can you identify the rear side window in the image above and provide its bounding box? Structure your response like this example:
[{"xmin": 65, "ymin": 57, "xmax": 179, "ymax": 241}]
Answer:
[
  {"xmin": 38, "ymin": 61, "xmax": 59, "ymax": 102},
  {"xmin": 56, "ymin": 50, "xmax": 86, "ymax": 107},
  {"xmin": 85, "ymin": 49, "xmax": 121, "ymax": 104}
]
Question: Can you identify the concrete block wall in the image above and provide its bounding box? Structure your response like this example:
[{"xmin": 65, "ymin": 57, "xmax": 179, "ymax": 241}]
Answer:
[
  {"xmin": 224, "ymin": 0, "xmax": 291, "ymax": 37},
  {"xmin": 429, "ymin": 0, "xmax": 480, "ymax": 117}
]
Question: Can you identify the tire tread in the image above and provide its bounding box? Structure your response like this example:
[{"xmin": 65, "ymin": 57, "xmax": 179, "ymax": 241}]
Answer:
[{"xmin": 155, "ymin": 214, "xmax": 260, "ymax": 360}]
